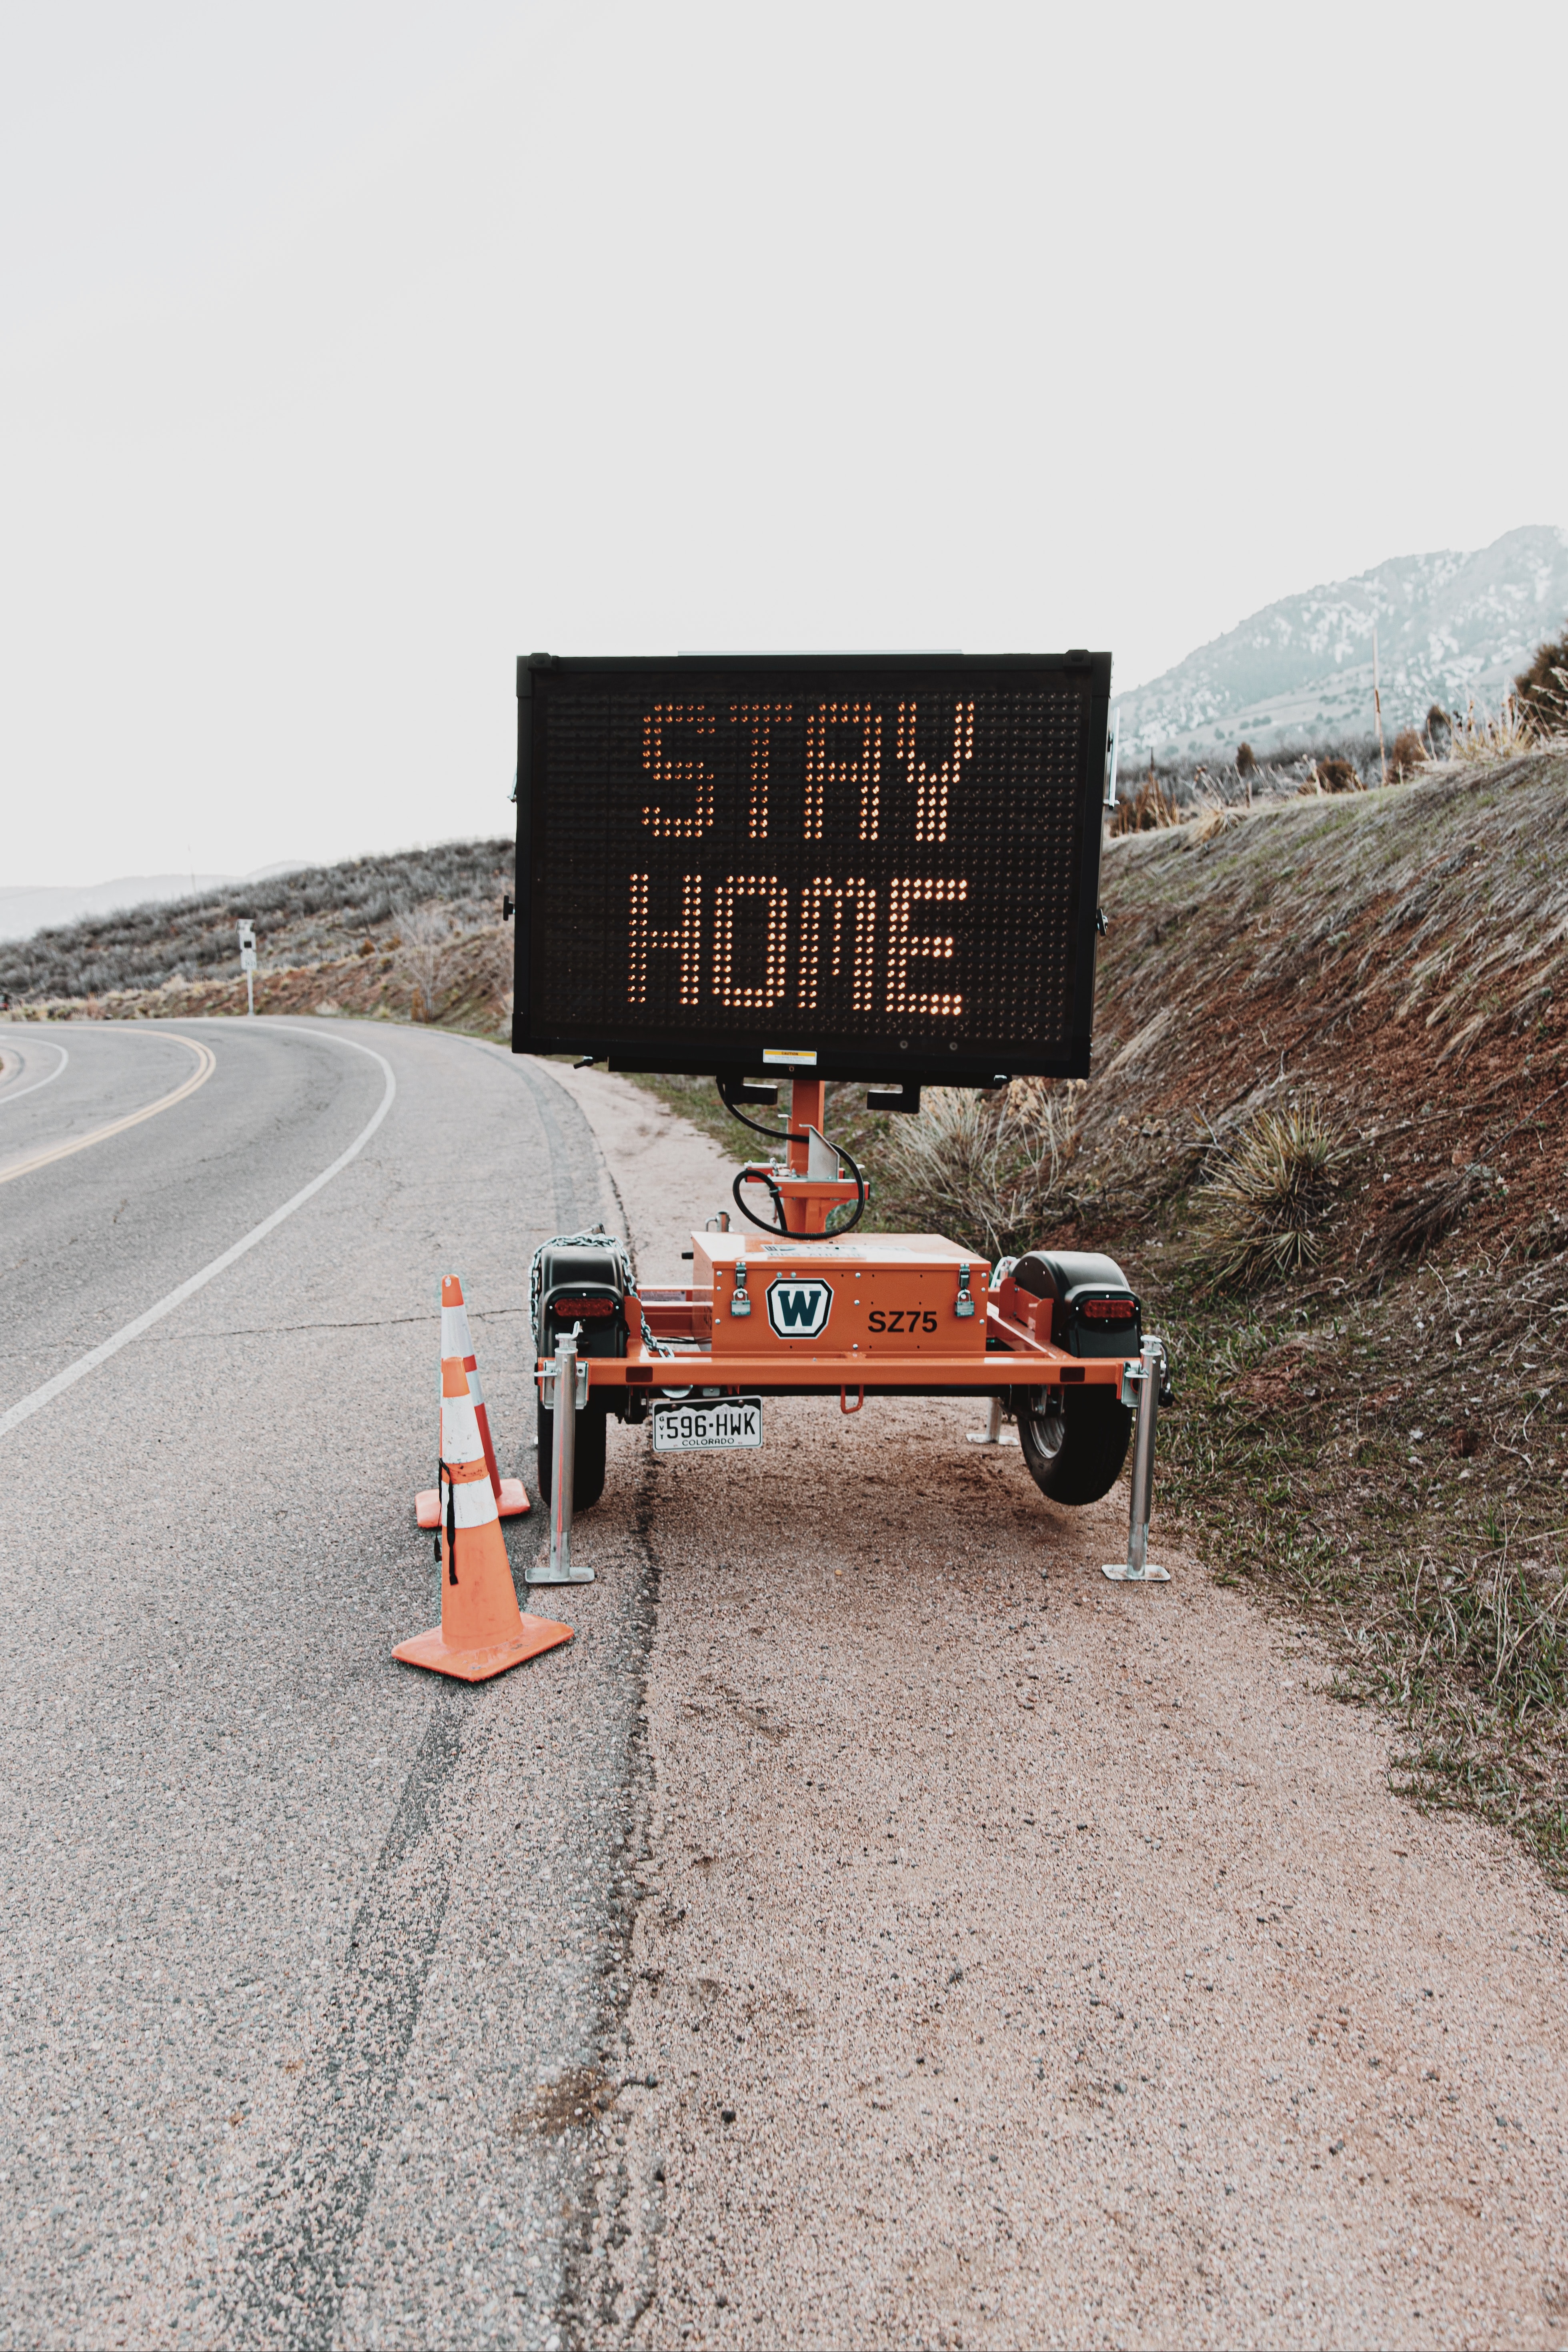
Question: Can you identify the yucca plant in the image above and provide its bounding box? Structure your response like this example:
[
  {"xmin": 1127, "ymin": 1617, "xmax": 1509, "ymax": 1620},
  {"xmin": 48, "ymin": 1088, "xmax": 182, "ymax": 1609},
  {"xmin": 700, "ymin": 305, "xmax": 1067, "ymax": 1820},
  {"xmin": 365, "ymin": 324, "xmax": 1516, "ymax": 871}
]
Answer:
[{"xmin": 1196, "ymin": 1101, "xmax": 1352, "ymax": 1289}]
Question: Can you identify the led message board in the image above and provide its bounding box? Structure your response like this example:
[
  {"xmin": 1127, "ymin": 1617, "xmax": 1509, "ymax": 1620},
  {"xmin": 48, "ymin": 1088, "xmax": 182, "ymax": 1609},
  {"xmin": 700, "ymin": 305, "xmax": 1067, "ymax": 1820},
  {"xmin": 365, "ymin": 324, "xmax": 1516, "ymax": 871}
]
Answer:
[{"xmin": 511, "ymin": 651, "xmax": 1111, "ymax": 1083}]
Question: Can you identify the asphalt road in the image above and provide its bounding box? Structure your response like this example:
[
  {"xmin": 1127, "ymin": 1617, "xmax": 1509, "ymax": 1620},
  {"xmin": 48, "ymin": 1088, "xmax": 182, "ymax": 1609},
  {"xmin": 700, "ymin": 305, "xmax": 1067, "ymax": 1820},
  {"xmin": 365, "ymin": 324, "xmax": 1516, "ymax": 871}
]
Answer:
[{"xmin": 0, "ymin": 1018, "xmax": 658, "ymax": 2350}]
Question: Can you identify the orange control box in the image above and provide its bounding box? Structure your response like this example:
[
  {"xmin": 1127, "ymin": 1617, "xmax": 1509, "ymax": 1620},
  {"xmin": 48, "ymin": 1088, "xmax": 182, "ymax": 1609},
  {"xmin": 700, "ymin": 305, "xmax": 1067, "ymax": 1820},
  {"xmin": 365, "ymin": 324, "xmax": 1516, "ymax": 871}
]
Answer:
[{"xmin": 689, "ymin": 1232, "xmax": 989, "ymax": 1360}]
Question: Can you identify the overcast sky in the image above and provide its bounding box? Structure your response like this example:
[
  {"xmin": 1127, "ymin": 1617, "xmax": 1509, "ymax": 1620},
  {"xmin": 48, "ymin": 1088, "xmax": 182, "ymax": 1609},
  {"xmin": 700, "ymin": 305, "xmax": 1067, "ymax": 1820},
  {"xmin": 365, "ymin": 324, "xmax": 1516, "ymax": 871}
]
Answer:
[{"xmin": 2, "ymin": 0, "xmax": 1564, "ymax": 887}]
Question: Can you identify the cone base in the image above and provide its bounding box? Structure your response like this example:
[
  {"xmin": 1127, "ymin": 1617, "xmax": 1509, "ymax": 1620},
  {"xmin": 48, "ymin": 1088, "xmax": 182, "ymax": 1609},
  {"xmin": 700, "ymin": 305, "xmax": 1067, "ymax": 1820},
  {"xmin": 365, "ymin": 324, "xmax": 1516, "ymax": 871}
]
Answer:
[
  {"xmin": 393, "ymin": 1616, "xmax": 573, "ymax": 1681},
  {"xmin": 415, "ymin": 1477, "xmax": 531, "ymax": 1529}
]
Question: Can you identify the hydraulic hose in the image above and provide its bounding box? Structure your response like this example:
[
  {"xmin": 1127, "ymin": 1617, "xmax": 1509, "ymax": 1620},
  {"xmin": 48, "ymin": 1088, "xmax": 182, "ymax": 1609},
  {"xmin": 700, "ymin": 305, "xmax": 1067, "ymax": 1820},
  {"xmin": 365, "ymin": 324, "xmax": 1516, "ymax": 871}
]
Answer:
[
  {"xmin": 717, "ymin": 1075, "xmax": 867, "ymax": 1237},
  {"xmin": 729, "ymin": 1145, "xmax": 867, "ymax": 1237}
]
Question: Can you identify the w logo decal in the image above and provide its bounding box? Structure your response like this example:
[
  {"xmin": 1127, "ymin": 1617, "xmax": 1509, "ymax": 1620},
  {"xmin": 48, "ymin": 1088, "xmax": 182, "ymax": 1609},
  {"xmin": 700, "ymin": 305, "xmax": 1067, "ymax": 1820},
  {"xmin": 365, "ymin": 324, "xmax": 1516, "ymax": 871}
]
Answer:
[{"xmin": 765, "ymin": 1277, "xmax": 833, "ymax": 1339}]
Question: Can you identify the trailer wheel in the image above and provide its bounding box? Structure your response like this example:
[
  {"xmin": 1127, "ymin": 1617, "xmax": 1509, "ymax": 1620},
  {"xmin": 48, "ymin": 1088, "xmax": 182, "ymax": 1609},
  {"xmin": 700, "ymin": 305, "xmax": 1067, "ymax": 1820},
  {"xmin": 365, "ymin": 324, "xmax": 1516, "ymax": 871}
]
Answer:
[
  {"xmin": 1017, "ymin": 1386, "xmax": 1131, "ymax": 1506},
  {"xmin": 536, "ymin": 1397, "xmax": 609, "ymax": 1509}
]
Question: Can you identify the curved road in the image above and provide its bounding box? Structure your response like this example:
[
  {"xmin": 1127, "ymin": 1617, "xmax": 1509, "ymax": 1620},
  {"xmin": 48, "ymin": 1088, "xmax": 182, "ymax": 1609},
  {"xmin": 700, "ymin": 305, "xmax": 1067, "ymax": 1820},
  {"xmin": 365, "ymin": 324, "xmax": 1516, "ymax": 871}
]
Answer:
[{"xmin": 0, "ymin": 1019, "xmax": 653, "ymax": 2350}]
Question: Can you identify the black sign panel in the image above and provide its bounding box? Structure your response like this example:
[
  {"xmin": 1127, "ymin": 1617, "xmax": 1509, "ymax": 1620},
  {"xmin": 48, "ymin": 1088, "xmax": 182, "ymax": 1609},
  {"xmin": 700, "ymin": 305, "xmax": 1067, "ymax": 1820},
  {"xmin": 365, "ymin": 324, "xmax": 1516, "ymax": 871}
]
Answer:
[{"xmin": 512, "ymin": 652, "xmax": 1111, "ymax": 1082}]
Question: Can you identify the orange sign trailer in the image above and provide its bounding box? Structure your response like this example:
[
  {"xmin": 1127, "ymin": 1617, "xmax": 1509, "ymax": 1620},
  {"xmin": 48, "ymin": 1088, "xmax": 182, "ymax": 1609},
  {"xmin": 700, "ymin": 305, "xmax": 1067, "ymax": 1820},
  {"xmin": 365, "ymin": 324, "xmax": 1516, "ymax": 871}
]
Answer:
[
  {"xmin": 511, "ymin": 652, "xmax": 1169, "ymax": 1590},
  {"xmin": 529, "ymin": 1074, "xmax": 1169, "ymax": 1590}
]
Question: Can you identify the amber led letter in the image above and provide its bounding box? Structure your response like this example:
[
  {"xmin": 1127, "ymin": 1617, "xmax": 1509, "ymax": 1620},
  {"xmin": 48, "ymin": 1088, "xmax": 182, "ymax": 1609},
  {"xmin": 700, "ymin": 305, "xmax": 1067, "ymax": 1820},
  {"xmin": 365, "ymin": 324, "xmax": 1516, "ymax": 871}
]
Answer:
[
  {"xmin": 887, "ymin": 877, "xmax": 969, "ymax": 1017},
  {"xmin": 803, "ymin": 703, "xmax": 883, "ymax": 841},
  {"xmin": 712, "ymin": 875, "xmax": 789, "ymax": 1009},
  {"xmin": 729, "ymin": 704, "xmax": 793, "ymax": 840},
  {"xmin": 641, "ymin": 705, "xmax": 717, "ymax": 838},
  {"xmin": 897, "ymin": 698, "xmax": 975, "ymax": 843},
  {"xmin": 799, "ymin": 878, "xmax": 877, "ymax": 1013},
  {"xmin": 628, "ymin": 872, "xmax": 703, "ymax": 1005}
]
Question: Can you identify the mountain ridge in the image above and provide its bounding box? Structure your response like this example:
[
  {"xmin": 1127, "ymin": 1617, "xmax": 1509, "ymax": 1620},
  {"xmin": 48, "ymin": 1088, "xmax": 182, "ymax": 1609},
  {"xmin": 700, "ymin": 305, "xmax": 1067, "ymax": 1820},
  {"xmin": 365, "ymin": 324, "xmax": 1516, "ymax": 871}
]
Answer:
[{"xmin": 1117, "ymin": 524, "xmax": 1568, "ymax": 762}]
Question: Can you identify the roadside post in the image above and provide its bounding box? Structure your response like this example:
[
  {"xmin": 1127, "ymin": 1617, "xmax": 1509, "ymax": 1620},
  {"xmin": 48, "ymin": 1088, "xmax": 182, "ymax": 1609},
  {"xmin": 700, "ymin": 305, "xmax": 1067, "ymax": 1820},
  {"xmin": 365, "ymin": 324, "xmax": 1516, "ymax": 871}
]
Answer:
[
  {"xmin": 237, "ymin": 920, "xmax": 256, "ymax": 1017},
  {"xmin": 1102, "ymin": 1338, "xmax": 1170, "ymax": 1582},
  {"xmin": 531, "ymin": 1326, "xmax": 594, "ymax": 1586}
]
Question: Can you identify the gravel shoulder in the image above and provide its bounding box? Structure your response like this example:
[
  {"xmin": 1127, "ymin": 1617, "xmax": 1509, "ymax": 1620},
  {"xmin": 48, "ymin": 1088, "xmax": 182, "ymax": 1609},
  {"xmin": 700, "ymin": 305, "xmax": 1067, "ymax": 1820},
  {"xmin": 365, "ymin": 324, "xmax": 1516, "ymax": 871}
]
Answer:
[{"xmin": 551, "ymin": 1064, "xmax": 1568, "ymax": 2352}]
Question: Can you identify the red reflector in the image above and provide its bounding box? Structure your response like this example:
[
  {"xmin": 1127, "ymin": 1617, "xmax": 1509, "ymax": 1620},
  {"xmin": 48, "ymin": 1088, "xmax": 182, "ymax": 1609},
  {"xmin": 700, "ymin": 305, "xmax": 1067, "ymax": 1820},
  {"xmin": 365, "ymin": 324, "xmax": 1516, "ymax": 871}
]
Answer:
[
  {"xmin": 1060, "ymin": 1365, "xmax": 1086, "ymax": 1382},
  {"xmin": 1081, "ymin": 1298, "xmax": 1135, "ymax": 1322},
  {"xmin": 553, "ymin": 1297, "xmax": 615, "ymax": 1317},
  {"xmin": 626, "ymin": 1367, "xmax": 651, "ymax": 1384}
]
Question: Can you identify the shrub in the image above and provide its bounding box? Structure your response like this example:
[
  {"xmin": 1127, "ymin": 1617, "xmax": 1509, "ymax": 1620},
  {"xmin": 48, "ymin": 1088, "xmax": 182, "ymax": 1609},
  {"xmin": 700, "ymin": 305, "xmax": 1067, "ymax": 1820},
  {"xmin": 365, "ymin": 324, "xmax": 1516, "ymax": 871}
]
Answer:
[
  {"xmin": 1388, "ymin": 727, "xmax": 1427, "ymax": 781},
  {"xmin": 1236, "ymin": 741, "xmax": 1258, "ymax": 777},
  {"xmin": 1424, "ymin": 703, "xmax": 1452, "ymax": 757},
  {"xmin": 1315, "ymin": 756, "xmax": 1360, "ymax": 793},
  {"xmin": 392, "ymin": 900, "xmax": 456, "ymax": 1019},
  {"xmin": 1195, "ymin": 1101, "xmax": 1352, "ymax": 1289},
  {"xmin": 879, "ymin": 1080, "xmax": 1085, "ymax": 1261},
  {"xmin": 1512, "ymin": 627, "xmax": 1568, "ymax": 734}
]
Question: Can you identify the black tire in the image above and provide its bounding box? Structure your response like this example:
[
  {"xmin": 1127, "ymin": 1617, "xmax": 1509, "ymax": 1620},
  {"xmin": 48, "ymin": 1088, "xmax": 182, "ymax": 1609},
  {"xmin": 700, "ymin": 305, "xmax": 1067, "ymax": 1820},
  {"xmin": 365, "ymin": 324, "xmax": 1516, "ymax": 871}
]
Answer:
[
  {"xmin": 536, "ymin": 1396, "xmax": 609, "ymax": 1510},
  {"xmin": 1017, "ymin": 1385, "xmax": 1131, "ymax": 1506}
]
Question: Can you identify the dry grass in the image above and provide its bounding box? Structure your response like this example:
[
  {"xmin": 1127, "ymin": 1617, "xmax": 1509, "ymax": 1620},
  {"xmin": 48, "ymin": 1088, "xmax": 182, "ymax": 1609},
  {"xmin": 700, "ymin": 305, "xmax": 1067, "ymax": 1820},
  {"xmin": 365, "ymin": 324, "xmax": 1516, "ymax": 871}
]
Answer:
[
  {"xmin": 1189, "ymin": 801, "xmax": 1248, "ymax": 845},
  {"xmin": 1194, "ymin": 1101, "xmax": 1353, "ymax": 1288},
  {"xmin": 1109, "ymin": 768, "xmax": 1181, "ymax": 836},
  {"xmin": 1440, "ymin": 688, "xmax": 1568, "ymax": 771},
  {"xmin": 878, "ymin": 1079, "xmax": 1085, "ymax": 1260}
]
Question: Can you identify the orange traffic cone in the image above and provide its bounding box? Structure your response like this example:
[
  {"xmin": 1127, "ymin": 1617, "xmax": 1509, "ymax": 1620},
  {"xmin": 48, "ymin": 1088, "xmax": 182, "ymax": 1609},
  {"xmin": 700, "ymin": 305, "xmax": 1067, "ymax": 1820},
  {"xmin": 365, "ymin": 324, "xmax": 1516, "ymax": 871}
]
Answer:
[
  {"xmin": 415, "ymin": 1275, "xmax": 529, "ymax": 1527},
  {"xmin": 394, "ymin": 1354, "xmax": 572, "ymax": 1683}
]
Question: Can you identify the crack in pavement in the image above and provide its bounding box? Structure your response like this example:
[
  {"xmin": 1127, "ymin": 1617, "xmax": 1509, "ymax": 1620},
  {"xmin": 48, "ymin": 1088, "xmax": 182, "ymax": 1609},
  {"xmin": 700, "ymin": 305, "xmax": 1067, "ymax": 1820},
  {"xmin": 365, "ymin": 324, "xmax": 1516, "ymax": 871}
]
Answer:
[{"xmin": 221, "ymin": 1675, "xmax": 483, "ymax": 2346}]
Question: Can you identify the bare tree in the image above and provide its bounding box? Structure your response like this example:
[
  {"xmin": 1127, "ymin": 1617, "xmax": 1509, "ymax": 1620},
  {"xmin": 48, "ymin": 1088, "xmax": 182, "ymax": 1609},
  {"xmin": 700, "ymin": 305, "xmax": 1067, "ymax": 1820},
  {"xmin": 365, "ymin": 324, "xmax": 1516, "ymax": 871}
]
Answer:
[{"xmin": 392, "ymin": 901, "xmax": 455, "ymax": 1021}]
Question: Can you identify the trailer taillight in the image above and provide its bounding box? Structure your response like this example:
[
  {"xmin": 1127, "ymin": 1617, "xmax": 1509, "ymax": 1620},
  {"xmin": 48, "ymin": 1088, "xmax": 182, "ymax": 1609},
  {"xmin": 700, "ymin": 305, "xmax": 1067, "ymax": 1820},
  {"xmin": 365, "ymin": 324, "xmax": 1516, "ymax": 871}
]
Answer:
[
  {"xmin": 553, "ymin": 1296, "xmax": 615, "ymax": 1317},
  {"xmin": 1081, "ymin": 1297, "xmax": 1135, "ymax": 1322}
]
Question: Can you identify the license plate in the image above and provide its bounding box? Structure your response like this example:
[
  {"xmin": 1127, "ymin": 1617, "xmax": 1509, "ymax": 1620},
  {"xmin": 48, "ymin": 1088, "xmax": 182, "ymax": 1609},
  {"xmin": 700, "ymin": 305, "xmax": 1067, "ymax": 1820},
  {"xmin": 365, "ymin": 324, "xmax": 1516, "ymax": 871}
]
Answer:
[{"xmin": 651, "ymin": 1395, "xmax": 763, "ymax": 1453}]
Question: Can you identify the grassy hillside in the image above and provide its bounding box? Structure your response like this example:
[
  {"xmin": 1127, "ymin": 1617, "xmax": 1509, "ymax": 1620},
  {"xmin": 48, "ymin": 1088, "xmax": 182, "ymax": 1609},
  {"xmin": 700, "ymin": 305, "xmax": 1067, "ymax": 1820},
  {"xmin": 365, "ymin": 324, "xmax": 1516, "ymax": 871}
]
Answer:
[
  {"xmin": 0, "ymin": 839, "xmax": 513, "ymax": 1007},
  {"xmin": 0, "ymin": 839, "xmax": 517, "ymax": 1035},
  {"xmin": 984, "ymin": 753, "xmax": 1568, "ymax": 1879}
]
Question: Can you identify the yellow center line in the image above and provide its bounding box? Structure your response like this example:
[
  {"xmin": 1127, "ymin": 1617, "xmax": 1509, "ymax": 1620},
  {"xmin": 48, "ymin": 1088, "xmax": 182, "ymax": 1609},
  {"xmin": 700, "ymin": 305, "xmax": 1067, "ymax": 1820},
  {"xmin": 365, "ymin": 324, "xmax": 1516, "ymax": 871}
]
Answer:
[{"xmin": 0, "ymin": 1034, "xmax": 217, "ymax": 1186}]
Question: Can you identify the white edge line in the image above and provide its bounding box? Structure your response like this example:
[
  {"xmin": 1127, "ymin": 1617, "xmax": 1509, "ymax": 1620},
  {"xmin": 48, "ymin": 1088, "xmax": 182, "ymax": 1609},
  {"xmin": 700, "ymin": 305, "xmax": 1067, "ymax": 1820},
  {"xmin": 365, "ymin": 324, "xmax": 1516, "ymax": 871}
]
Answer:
[
  {"xmin": 0, "ymin": 1027, "xmax": 396, "ymax": 1440},
  {"xmin": 0, "ymin": 1037, "xmax": 70, "ymax": 1106}
]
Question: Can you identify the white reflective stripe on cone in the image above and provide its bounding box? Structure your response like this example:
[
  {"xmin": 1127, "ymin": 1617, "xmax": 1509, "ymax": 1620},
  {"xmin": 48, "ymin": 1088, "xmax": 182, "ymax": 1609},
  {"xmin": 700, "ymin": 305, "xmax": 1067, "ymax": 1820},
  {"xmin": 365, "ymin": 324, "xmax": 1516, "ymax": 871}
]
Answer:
[
  {"xmin": 441, "ymin": 1302, "xmax": 471, "ymax": 1359},
  {"xmin": 439, "ymin": 1395, "xmax": 484, "ymax": 1463},
  {"xmin": 463, "ymin": 1355, "xmax": 485, "ymax": 1406},
  {"xmin": 451, "ymin": 1476, "xmax": 500, "ymax": 1530}
]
